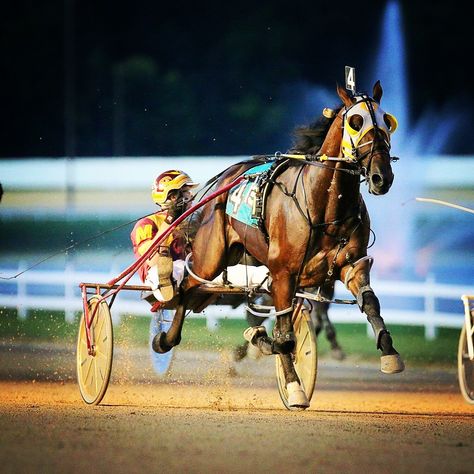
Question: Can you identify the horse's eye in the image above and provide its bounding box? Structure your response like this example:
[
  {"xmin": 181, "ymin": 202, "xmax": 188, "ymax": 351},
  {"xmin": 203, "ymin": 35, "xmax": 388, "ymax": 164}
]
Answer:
[
  {"xmin": 383, "ymin": 113, "xmax": 395, "ymax": 131},
  {"xmin": 348, "ymin": 114, "xmax": 363, "ymax": 132}
]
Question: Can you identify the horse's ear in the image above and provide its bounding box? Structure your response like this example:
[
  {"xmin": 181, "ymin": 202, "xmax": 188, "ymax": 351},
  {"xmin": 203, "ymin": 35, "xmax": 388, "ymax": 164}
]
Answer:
[
  {"xmin": 336, "ymin": 83, "xmax": 353, "ymax": 107},
  {"xmin": 373, "ymin": 80, "xmax": 383, "ymax": 103}
]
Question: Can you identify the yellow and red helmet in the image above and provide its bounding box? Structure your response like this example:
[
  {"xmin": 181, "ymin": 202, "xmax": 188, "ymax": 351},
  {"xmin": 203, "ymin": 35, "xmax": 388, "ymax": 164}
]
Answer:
[{"xmin": 151, "ymin": 170, "xmax": 198, "ymax": 205}]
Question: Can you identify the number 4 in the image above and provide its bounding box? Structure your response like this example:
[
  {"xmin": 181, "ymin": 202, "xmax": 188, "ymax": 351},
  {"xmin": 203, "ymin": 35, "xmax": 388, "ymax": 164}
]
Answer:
[
  {"xmin": 229, "ymin": 184, "xmax": 246, "ymax": 215},
  {"xmin": 345, "ymin": 66, "xmax": 356, "ymax": 92}
]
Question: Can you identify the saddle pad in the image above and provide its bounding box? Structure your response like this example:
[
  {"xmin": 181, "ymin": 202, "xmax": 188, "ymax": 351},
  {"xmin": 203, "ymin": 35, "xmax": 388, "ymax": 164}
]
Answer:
[{"xmin": 225, "ymin": 162, "xmax": 273, "ymax": 227}]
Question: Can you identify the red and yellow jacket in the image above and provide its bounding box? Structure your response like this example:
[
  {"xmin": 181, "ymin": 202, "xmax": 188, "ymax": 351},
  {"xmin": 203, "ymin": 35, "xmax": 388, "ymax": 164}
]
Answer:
[{"xmin": 130, "ymin": 211, "xmax": 178, "ymax": 283}]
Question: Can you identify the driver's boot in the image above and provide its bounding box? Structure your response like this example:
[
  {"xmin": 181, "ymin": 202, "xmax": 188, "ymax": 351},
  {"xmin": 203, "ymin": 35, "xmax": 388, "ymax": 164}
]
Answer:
[{"xmin": 156, "ymin": 255, "xmax": 174, "ymax": 302}]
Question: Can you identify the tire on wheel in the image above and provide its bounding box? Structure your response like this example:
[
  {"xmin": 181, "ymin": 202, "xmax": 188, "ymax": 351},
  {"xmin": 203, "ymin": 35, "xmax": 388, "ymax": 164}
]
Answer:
[
  {"xmin": 458, "ymin": 324, "xmax": 474, "ymax": 405},
  {"xmin": 76, "ymin": 295, "xmax": 113, "ymax": 405}
]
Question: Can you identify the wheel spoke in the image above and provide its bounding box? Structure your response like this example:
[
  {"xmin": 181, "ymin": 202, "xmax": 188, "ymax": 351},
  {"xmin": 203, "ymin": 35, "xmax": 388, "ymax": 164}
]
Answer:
[
  {"xmin": 80, "ymin": 355, "xmax": 89, "ymax": 367},
  {"xmin": 80, "ymin": 334, "xmax": 88, "ymax": 350},
  {"xmin": 95, "ymin": 311, "xmax": 106, "ymax": 337},
  {"xmin": 295, "ymin": 331, "xmax": 309, "ymax": 360},
  {"xmin": 95, "ymin": 349, "xmax": 107, "ymax": 359},
  {"xmin": 83, "ymin": 356, "xmax": 94, "ymax": 385}
]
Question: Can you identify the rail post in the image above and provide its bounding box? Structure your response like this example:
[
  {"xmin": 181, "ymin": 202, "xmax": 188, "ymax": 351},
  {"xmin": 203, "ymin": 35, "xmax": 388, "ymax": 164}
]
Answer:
[
  {"xmin": 205, "ymin": 311, "xmax": 218, "ymax": 332},
  {"xmin": 425, "ymin": 273, "xmax": 438, "ymax": 340}
]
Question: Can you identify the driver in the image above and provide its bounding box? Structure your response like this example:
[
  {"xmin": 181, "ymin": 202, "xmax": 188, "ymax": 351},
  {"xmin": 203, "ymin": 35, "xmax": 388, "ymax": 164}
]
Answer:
[{"xmin": 130, "ymin": 170, "xmax": 199, "ymax": 307}]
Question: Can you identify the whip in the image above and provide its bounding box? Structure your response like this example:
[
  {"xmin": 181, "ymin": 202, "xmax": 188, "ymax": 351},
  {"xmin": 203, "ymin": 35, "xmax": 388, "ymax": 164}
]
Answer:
[{"xmin": 415, "ymin": 197, "xmax": 474, "ymax": 215}]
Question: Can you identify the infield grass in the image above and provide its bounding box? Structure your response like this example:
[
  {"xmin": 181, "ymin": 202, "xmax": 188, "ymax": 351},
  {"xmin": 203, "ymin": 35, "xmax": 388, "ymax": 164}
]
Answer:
[{"xmin": 0, "ymin": 307, "xmax": 460, "ymax": 367}]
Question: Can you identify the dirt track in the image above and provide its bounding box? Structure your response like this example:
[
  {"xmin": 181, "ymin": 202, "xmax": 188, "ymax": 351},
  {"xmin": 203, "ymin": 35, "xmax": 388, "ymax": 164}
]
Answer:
[{"xmin": 1, "ymin": 343, "xmax": 473, "ymax": 473}]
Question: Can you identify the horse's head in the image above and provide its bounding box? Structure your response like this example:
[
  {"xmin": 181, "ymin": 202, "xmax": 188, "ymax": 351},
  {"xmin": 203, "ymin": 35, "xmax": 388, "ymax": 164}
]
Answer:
[{"xmin": 337, "ymin": 81, "xmax": 398, "ymax": 195}]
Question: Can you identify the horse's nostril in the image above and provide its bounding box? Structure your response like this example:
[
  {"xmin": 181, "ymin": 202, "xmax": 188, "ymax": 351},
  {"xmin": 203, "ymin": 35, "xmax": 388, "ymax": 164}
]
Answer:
[{"xmin": 371, "ymin": 174, "xmax": 383, "ymax": 187}]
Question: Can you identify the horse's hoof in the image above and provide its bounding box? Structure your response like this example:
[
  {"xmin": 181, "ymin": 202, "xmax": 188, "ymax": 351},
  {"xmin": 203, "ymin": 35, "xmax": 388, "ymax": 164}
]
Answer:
[
  {"xmin": 381, "ymin": 354, "xmax": 405, "ymax": 374},
  {"xmin": 152, "ymin": 332, "xmax": 171, "ymax": 354},
  {"xmin": 331, "ymin": 348, "xmax": 346, "ymax": 361},
  {"xmin": 243, "ymin": 326, "xmax": 267, "ymax": 345},
  {"xmin": 287, "ymin": 382, "xmax": 310, "ymax": 410},
  {"xmin": 233, "ymin": 343, "xmax": 248, "ymax": 362}
]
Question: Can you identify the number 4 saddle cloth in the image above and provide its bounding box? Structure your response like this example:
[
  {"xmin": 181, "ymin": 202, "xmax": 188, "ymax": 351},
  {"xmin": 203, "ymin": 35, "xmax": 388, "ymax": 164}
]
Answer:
[{"xmin": 225, "ymin": 162, "xmax": 274, "ymax": 228}]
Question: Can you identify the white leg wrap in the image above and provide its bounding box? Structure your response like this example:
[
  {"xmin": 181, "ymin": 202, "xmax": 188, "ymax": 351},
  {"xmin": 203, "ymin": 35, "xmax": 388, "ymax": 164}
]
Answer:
[{"xmin": 287, "ymin": 382, "xmax": 310, "ymax": 408}]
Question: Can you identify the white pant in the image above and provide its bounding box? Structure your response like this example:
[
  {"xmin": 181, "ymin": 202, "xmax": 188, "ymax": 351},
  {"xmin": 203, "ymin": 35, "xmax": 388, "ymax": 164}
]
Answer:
[
  {"xmin": 212, "ymin": 264, "xmax": 270, "ymax": 290},
  {"xmin": 147, "ymin": 261, "xmax": 269, "ymax": 301}
]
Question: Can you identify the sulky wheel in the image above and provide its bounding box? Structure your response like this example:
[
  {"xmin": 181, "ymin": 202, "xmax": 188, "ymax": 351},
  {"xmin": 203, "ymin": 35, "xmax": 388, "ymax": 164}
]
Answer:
[
  {"xmin": 149, "ymin": 309, "xmax": 175, "ymax": 377},
  {"xmin": 76, "ymin": 295, "xmax": 113, "ymax": 405},
  {"xmin": 275, "ymin": 302, "xmax": 317, "ymax": 410},
  {"xmin": 458, "ymin": 324, "xmax": 474, "ymax": 404}
]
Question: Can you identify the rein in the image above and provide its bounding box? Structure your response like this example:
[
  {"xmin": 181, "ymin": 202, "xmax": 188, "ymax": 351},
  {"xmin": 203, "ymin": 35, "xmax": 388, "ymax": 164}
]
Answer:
[{"xmin": 273, "ymin": 152, "xmax": 362, "ymax": 176}]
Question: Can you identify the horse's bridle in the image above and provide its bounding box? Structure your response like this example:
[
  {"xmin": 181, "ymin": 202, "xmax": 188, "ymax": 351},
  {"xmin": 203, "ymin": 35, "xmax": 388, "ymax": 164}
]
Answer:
[{"xmin": 338, "ymin": 94, "xmax": 398, "ymax": 179}]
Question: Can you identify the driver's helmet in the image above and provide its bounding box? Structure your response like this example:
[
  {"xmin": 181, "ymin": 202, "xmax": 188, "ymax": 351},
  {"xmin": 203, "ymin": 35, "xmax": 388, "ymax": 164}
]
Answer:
[{"xmin": 151, "ymin": 170, "xmax": 198, "ymax": 205}]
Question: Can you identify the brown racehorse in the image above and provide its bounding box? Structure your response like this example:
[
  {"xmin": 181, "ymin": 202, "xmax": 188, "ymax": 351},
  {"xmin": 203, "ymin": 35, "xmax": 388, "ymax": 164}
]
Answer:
[{"xmin": 153, "ymin": 81, "xmax": 404, "ymax": 408}]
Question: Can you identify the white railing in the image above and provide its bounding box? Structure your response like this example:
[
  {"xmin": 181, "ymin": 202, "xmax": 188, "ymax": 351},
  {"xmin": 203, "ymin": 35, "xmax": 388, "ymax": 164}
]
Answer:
[{"xmin": 0, "ymin": 263, "xmax": 472, "ymax": 339}]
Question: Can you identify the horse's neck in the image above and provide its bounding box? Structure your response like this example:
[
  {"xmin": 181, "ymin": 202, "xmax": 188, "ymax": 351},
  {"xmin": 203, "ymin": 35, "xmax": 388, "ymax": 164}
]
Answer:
[{"xmin": 315, "ymin": 120, "xmax": 361, "ymax": 221}]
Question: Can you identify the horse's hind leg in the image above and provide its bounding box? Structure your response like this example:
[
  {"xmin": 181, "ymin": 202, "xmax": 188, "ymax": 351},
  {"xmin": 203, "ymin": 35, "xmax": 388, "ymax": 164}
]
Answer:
[
  {"xmin": 234, "ymin": 304, "xmax": 268, "ymax": 362},
  {"xmin": 319, "ymin": 305, "xmax": 346, "ymax": 360},
  {"xmin": 311, "ymin": 301, "xmax": 323, "ymax": 337},
  {"xmin": 152, "ymin": 301, "xmax": 186, "ymax": 353},
  {"xmin": 153, "ymin": 207, "xmax": 230, "ymax": 353},
  {"xmin": 318, "ymin": 283, "xmax": 346, "ymax": 360},
  {"xmin": 312, "ymin": 300, "xmax": 344, "ymax": 357},
  {"xmin": 153, "ymin": 281, "xmax": 218, "ymax": 353}
]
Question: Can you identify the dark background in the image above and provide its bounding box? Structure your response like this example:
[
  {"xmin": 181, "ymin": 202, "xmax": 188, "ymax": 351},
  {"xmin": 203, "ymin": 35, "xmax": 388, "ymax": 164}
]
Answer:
[{"xmin": 1, "ymin": 0, "xmax": 472, "ymax": 158}]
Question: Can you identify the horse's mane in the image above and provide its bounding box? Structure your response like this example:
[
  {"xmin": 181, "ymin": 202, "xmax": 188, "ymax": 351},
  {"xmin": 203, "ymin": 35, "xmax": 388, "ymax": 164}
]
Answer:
[{"xmin": 289, "ymin": 106, "xmax": 342, "ymax": 154}]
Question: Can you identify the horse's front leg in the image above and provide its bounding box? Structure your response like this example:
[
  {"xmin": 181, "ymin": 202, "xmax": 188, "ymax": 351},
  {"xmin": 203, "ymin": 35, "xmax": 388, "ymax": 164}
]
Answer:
[
  {"xmin": 274, "ymin": 273, "xmax": 310, "ymax": 407},
  {"xmin": 245, "ymin": 271, "xmax": 296, "ymax": 354},
  {"xmin": 341, "ymin": 261, "xmax": 405, "ymax": 373},
  {"xmin": 244, "ymin": 271, "xmax": 309, "ymax": 408}
]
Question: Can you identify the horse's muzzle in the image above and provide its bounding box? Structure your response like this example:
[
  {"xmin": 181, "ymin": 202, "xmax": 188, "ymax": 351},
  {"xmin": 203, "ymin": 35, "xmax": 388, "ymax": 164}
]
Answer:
[{"xmin": 369, "ymin": 170, "xmax": 394, "ymax": 195}]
